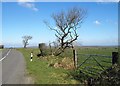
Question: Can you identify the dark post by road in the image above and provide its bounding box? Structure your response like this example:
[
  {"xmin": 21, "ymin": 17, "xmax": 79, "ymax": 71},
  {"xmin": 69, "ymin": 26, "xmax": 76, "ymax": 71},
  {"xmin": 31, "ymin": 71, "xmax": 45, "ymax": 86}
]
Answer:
[
  {"xmin": 112, "ymin": 52, "xmax": 118, "ymax": 65},
  {"xmin": 73, "ymin": 49, "xmax": 78, "ymax": 69}
]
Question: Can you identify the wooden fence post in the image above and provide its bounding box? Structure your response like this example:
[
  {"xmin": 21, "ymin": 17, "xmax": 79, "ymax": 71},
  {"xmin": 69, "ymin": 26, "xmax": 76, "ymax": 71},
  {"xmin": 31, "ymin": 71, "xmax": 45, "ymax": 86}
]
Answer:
[
  {"xmin": 112, "ymin": 52, "xmax": 118, "ymax": 65},
  {"xmin": 73, "ymin": 49, "xmax": 78, "ymax": 69}
]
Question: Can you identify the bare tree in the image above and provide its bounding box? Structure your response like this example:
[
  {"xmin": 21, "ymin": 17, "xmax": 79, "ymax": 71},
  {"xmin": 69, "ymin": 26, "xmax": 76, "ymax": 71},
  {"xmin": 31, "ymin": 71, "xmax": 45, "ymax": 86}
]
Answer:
[
  {"xmin": 22, "ymin": 36, "xmax": 32, "ymax": 48},
  {"xmin": 45, "ymin": 7, "xmax": 87, "ymax": 55}
]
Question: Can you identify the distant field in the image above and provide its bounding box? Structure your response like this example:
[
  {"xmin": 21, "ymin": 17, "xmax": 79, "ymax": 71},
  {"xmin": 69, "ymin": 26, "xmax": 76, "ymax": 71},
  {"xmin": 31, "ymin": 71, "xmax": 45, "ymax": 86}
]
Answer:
[
  {"xmin": 18, "ymin": 46, "xmax": 118, "ymax": 84},
  {"xmin": 61, "ymin": 46, "xmax": 118, "ymax": 57}
]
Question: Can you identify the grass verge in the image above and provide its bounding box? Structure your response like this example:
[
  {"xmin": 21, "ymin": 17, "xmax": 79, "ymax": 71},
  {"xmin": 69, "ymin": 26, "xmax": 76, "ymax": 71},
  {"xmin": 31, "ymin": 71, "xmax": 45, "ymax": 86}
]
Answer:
[{"xmin": 18, "ymin": 48, "xmax": 79, "ymax": 84}]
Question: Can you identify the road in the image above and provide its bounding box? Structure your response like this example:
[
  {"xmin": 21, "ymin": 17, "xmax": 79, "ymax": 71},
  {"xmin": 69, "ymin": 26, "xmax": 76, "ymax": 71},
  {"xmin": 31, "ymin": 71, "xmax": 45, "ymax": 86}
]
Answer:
[
  {"xmin": 2, "ymin": 49, "xmax": 10, "ymax": 59},
  {"xmin": 1, "ymin": 49, "xmax": 28, "ymax": 84}
]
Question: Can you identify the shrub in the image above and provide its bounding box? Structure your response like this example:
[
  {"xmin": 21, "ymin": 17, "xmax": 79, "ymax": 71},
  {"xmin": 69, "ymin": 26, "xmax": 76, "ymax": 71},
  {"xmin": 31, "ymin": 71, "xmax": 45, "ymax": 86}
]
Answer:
[
  {"xmin": 69, "ymin": 64, "xmax": 120, "ymax": 85},
  {"xmin": 93, "ymin": 64, "xmax": 120, "ymax": 85}
]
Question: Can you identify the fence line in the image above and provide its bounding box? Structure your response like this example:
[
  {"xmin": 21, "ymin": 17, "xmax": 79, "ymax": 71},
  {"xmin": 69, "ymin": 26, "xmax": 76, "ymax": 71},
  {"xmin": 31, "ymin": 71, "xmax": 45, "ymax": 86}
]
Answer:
[{"xmin": 77, "ymin": 53, "xmax": 112, "ymax": 58}]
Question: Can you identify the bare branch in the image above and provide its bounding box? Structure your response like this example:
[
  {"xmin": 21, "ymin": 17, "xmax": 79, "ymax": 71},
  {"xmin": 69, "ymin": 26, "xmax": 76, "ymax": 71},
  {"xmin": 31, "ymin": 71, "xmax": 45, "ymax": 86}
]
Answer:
[{"xmin": 44, "ymin": 7, "xmax": 87, "ymax": 56}]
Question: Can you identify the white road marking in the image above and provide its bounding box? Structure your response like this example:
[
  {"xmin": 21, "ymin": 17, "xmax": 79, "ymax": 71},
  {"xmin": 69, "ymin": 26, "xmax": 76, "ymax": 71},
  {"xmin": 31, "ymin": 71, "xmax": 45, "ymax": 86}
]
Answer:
[{"xmin": 0, "ymin": 49, "xmax": 11, "ymax": 62}]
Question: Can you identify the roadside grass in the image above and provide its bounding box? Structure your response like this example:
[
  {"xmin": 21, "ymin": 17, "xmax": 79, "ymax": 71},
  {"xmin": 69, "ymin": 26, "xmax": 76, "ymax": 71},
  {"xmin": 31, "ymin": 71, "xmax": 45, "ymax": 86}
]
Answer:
[
  {"xmin": 18, "ymin": 48, "xmax": 79, "ymax": 84},
  {"xmin": 18, "ymin": 47, "xmax": 118, "ymax": 84}
]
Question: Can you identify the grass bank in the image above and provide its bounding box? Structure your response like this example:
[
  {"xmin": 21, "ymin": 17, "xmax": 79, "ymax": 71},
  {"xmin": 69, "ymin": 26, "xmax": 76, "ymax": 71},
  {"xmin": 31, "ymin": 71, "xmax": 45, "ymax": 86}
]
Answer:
[{"xmin": 18, "ymin": 48, "xmax": 79, "ymax": 84}]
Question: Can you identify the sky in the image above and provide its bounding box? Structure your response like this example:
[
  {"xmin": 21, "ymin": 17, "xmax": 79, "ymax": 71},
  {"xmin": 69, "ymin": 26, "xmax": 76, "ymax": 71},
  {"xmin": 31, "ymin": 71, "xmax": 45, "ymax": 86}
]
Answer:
[{"xmin": 1, "ymin": 1, "xmax": 119, "ymax": 47}]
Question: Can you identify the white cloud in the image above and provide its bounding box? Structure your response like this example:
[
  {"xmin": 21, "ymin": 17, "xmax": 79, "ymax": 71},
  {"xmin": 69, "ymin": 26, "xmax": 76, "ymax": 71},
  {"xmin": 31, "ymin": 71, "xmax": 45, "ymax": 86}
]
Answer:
[
  {"xmin": 94, "ymin": 20, "xmax": 101, "ymax": 25},
  {"xmin": 18, "ymin": 0, "xmax": 35, "ymax": 2},
  {"xmin": 18, "ymin": 0, "xmax": 39, "ymax": 12}
]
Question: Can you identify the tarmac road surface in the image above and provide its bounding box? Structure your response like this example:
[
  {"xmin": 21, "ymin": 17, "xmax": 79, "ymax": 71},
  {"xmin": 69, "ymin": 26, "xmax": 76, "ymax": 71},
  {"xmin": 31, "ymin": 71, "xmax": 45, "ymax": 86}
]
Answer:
[{"xmin": 1, "ymin": 49, "xmax": 28, "ymax": 84}]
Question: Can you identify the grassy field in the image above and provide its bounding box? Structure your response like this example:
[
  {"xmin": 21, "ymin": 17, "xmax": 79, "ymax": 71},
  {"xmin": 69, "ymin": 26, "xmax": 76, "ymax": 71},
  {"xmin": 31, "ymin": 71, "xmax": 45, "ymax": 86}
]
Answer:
[{"xmin": 18, "ymin": 46, "xmax": 118, "ymax": 84}]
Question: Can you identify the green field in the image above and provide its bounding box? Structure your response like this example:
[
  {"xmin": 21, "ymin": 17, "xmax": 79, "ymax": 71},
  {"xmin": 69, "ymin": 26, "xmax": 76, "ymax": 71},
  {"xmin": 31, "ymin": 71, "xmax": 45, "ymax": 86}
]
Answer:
[{"xmin": 18, "ymin": 46, "xmax": 118, "ymax": 84}]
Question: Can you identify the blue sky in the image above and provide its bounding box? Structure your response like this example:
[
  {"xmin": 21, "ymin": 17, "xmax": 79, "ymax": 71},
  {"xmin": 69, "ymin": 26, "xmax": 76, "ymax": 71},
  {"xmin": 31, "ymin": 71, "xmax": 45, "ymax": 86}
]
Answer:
[{"xmin": 2, "ymin": 2, "xmax": 118, "ymax": 47}]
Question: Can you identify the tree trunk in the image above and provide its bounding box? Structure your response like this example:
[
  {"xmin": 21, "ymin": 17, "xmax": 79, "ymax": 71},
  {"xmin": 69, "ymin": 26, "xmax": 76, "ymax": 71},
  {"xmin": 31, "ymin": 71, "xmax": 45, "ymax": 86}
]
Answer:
[{"xmin": 24, "ymin": 43, "xmax": 27, "ymax": 48}]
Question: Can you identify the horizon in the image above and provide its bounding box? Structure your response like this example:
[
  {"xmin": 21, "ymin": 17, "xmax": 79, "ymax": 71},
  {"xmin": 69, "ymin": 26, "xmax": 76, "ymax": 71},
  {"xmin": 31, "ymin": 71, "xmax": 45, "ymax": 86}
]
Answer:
[
  {"xmin": 1, "ymin": 2, "xmax": 118, "ymax": 48},
  {"xmin": 3, "ymin": 44, "xmax": 119, "ymax": 48}
]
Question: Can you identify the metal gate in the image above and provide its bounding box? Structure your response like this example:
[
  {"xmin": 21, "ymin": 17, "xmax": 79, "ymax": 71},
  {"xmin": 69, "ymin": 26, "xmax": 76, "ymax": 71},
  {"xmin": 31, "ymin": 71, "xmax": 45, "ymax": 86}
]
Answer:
[{"xmin": 77, "ymin": 54, "xmax": 112, "ymax": 77}]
